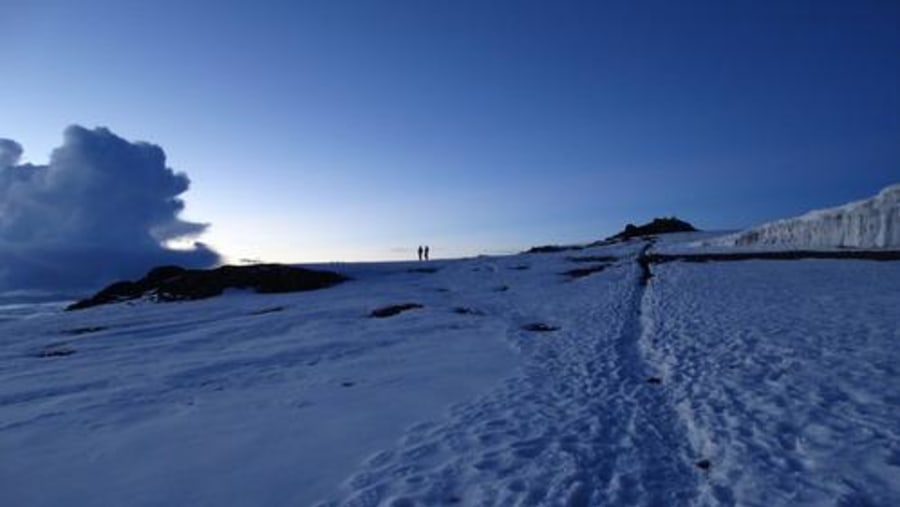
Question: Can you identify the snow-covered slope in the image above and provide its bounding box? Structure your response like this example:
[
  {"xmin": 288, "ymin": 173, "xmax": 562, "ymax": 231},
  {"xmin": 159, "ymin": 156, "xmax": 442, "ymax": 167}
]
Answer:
[
  {"xmin": 2, "ymin": 238, "xmax": 899, "ymax": 506},
  {"xmin": 643, "ymin": 259, "xmax": 900, "ymax": 506},
  {"xmin": 0, "ymin": 259, "xmax": 522, "ymax": 506},
  {"xmin": 714, "ymin": 184, "xmax": 900, "ymax": 248}
]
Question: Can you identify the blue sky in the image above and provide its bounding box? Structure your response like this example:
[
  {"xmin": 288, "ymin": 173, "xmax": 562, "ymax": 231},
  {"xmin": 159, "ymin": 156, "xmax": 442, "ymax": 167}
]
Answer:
[{"xmin": 3, "ymin": 0, "xmax": 898, "ymax": 263}]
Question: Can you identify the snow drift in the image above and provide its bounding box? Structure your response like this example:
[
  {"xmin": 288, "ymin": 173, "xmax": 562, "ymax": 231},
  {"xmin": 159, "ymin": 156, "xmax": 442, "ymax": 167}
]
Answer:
[{"xmin": 714, "ymin": 184, "xmax": 900, "ymax": 249}]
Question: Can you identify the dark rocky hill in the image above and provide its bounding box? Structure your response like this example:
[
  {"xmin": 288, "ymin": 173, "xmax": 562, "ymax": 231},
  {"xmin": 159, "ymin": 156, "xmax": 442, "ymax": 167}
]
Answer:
[
  {"xmin": 68, "ymin": 264, "xmax": 348, "ymax": 310},
  {"xmin": 608, "ymin": 217, "xmax": 697, "ymax": 241}
]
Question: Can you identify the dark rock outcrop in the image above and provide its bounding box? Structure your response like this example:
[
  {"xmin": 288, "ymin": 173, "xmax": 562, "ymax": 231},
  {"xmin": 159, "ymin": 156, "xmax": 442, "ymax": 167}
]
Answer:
[
  {"xmin": 452, "ymin": 306, "xmax": 485, "ymax": 316},
  {"xmin": 522, "ymin": 322, "xmax": 560, "ymax": 332},
  {"xmin": 61, "ymin": 326, "xmax": 108, "ymax": 335},
  {"xmin": 609, "ymin": 217, "xmax": 698, "ymax": 241},
  {"xmin": 68, "ymin": 264, "xmax": 348, "ymax": 310},
  {"xmin": 36, "ymin": 346, "xmax": 76, "ymax": 358},
  {"xmin": 647, "ymin": 250, "xmax": 900, "ymax": 264},
  {"xmin": 567, "ymin": 255, "xmax": 618, "ymax": 263},
  {"xmin": 370, "ymin": 303, "xmax": 423, "ymax": 318},
  {"xmin": 562, "ymin": 265, "xmax": 609, "ymax": 280},
  {"xmin": 525, "ymin": 244, "xmax": 585, "ymax": 254}
]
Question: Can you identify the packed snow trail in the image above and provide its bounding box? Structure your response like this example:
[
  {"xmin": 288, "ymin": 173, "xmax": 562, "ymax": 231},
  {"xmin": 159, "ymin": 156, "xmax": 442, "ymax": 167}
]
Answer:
[
  {"xmin": 324, "ymin": 243, "xmax": 700, "ymax": 506},
  {"xmin": 640, "ymin": 259, "xmax": 900, "ymax": 506}
]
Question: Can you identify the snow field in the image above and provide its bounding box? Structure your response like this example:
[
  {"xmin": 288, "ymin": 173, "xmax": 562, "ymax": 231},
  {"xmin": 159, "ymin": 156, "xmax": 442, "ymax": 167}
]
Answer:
[
  {"xmin": 640, "ymin": 259, "xmax": 900, "ymax": 506},
  {"xmin": 324, "ymin": 242, "xmax": 702, "ymax": 505},
  {"xmin": 0, "ymin": 260, "xmax": 518, "ymax": 506},
  {"xmin": 2, "ymin": 237, "xmax": 899, "ymax": 506}
]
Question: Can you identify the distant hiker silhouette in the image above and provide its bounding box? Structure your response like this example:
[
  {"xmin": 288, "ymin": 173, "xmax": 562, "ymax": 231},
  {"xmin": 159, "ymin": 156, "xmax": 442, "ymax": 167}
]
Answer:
[
  {"xmin": 417, "ymin": 246, "xmax": 423, "ymax": 261},
  {"xmin": 424, "ymin": 246, "xmax": 430, "ymax": 261}
]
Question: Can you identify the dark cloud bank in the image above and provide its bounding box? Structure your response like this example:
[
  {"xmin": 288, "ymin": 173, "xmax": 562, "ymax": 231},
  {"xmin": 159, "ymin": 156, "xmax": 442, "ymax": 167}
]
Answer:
[{"xmin": 0, "ymin": 126, "xmax": 220, "ymax": 293}]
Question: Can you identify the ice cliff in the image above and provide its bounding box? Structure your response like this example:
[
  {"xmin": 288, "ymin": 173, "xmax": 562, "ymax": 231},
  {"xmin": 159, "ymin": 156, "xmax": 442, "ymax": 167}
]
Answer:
[{"xmin": 716, "ymin": 184, "xmax": 900, "ymax": 249}]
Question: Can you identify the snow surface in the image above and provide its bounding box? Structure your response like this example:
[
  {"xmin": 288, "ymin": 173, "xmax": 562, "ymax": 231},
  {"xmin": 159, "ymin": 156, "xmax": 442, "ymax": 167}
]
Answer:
[
  {"xmin": 711, "ymin": 184, "xmax": 900, "ymax": 249},
  {"xmin": 642, "ymin": 259, "xmax": 900, "ymax": 506},
  {"xmin": 2, "ymin": 238, "xmax": 899, "ymax": 506},
  {"xmin": 0, "ymin": 260, "xmax": 519, "ymax": 506}
]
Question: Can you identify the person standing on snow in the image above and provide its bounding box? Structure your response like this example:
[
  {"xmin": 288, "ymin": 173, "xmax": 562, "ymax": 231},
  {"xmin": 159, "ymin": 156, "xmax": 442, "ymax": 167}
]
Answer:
[
  {"xmin": 424, "ymin": 245, "xmax": 430, "ymax": 261},
  {"xmin": 417, "ymin": 245, "xmax": 423, "ymax": 261}
]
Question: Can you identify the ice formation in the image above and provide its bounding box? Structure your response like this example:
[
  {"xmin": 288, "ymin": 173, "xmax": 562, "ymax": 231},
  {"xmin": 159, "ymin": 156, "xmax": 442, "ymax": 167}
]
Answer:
[{"xmin": 717, "ymin": 184, "xmax": 900, "ymax": 249}]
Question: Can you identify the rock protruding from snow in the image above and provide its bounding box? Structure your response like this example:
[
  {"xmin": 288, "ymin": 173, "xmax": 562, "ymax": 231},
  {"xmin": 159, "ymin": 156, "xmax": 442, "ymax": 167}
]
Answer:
[
  {"xmin": 67, "ymin": 264, "xmax": 348, "ymax": 310},
  {"xmin": 608, "ymin": 217, "xmax": 698, "ymax": 241},
  {"xmin": 717, "ymin": 184, "xmax": 900, "ymax": 249}
]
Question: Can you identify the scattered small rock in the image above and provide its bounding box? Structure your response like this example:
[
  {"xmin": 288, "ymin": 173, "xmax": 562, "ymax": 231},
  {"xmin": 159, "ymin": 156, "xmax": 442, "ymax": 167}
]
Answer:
[
  {"xmin": 509, "ymin": 265, "xmax": 530, "ymax": 271},
  {"xmin": 37, "ymin": 347, "xmax": 76, "ymax": 358},
  {"xmin": 567, "ymin": 255, "xmax": 618, "ymax": 263},
  {"xmin": 408, "ymin": 267, "xmax": 439, "ymax": 274},
  {"xmin": 563, "ymin": 265, "xmax": 609, "ymax": 279},
  {"xmin": 370, "ymin": 303, "xmax": 423, "ymax": 318},
  {"xmin": 493, "ymin": 285, "xmax": 510, "ymax": 292},
  {"xmin": 249, "ymin": 306, "xmax": 286, "ymax": 316},
  {"xmin": 341, "ymin": 381, "xmax": 355, "ymax": 388},
  {"xmin": 61, "ymin": 326, "xmax": 108, "ymax": 335},
  {"xmin": 585, "ymin": 238, "xmax": 618, "ymax": 248},
  {"xmin": 453, "ymin": 307, "xmax": 484, "ymax": 316},
  {"xmin": 646, "ymin": 376, "xmax": 663, "ymax": 384},
  {"xmin": 522, "ymin": 323, "xmax": 559, "ymax": 332},
  {"xmin": 695, "ymin": 459, "xmax": 711, "ymax": 471},
  {"xmin": 525, "ymin": 244, "xmax": 585, "ymax": 254}
]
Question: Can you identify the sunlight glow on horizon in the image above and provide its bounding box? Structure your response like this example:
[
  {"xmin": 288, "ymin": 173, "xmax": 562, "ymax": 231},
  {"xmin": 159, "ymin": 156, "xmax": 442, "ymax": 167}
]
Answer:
[{"xmin": 2, "ymin": 0, "xmax": 898, "ymax": 278}]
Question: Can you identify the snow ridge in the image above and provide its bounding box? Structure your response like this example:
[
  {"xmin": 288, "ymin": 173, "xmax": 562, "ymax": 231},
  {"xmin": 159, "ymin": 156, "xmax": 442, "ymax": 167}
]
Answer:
[{"xmin": 714, "ymin": 184, "xmax": 900, "ymax": 248}]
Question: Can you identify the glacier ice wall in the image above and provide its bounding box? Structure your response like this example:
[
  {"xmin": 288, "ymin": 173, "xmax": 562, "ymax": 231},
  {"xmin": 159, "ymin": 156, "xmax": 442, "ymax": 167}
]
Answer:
[{"xmin": 717, "ymin": 184, "xmax": 900, "ymax": 249}]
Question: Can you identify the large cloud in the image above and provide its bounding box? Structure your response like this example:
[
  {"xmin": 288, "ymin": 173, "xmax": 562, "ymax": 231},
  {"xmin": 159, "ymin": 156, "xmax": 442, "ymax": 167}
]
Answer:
[{"xmin": 0, "ymin": 126, "xmax": 220, "ymax": 292}]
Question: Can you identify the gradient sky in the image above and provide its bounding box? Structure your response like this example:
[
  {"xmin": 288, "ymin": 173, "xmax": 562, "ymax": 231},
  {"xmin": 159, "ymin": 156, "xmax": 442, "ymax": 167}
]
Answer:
[{"xmin": 3, "ymin": 0, "xmax": 898, "ymax": 263}]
